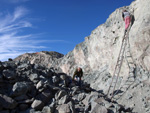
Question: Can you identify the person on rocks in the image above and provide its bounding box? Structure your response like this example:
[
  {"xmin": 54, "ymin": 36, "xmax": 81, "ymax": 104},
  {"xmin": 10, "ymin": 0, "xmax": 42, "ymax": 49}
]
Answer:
[
  {"xmin": 122, "ymin": 10, "xmax": 131, "ymax": 33},
  {"xmin": 72, "ymin": 67, "xmax": 83, "ymax": 86}
]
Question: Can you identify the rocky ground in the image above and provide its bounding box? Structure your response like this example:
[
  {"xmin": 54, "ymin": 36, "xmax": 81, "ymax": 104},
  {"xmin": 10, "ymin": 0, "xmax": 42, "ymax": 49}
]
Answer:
[
  {"xmin": 0, "ymin": 59, "xmax": 135, "ymax": 113},
  {"xmin": 1, "ymin": 0, "xmax": 150, "ymax": 112},
  {"xmin": 83, "ymin": 65, "xmax": 150, "ymax": 113}
]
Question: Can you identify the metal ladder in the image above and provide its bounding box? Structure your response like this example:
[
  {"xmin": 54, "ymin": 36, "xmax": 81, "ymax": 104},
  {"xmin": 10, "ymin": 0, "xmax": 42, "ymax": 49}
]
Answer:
[{"xmin": 107, "ymin": 26, "xmax": 131, "ymax": 100}]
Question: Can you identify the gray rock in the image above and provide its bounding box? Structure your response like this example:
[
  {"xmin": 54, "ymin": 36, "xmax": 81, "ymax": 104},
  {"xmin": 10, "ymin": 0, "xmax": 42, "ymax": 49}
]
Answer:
[
  {"xmin": 58, "ymin": 95, "xmax": 69, "ymax": 105},
  {"xmin": 31, "ymin": 99, "xmax": 44, "ymax": 111},
  {"xmin": 11, "ymin": 82, "xmax": 30, "ymax": 97},
  {"xmin": 36, "ymin": 90, "xmax": 52, "ymax": 103},
  {"xmin": 55, "ymin": 90, "xmax": 67, "ymax": 100},
  {"xmin": 91, "ymin": 103, "xmax": 107, "ymax": 113},
  {"xmin": 82, "ymin": 92, "xmax": 99, "ymax": 106},
  {"xmin": 17, "ymin": 63, "xmax": 31, "ymax": 70},
  {"xmin": 3, "ymin": 61, "xmax": 16, "ymax": 69},
  {"xmin": 52, "ymin": 76, "xmax": 60, "ymax": 84},
  {"xmin": 42, "ymin": 106, "xmax": 52, "ymax": 113},
  {"xmin": 71, "ymin": 86, "xmax": 80, "ymax": 95},
  {"xmin": 17, "ymin": 98, "xmax": 34, "ymax": 104},
  {"xmin": 3, "ymin": 69, "xmax": 16, "ymax": 80},
  {"xmin": 36, "ymin": 80, "xmax": 45, "ymax": 92},
  {"xmin": 73, "ymin": 93, "xmax": 86, "ymax": 102},
  {"xmin": 0, "ymin": 94, "xmax": 17, "ymax": 109},
  {"xmin": 29, "ymin": 73, "xmax": 39, "ymax": 83},
  {"xmin": 56, "ymin": 101, "xmax": 75, "ymax": 113}
]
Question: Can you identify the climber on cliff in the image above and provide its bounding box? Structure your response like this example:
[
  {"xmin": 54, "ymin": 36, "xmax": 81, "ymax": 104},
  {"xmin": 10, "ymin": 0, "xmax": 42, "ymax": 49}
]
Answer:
[
  {"xmin": 122, "ymin": 10, "xmax": 131, "ymax": 33},
  {"xmin": 72, "ymin": 67, "xmax": 83, "ymax": 86}
]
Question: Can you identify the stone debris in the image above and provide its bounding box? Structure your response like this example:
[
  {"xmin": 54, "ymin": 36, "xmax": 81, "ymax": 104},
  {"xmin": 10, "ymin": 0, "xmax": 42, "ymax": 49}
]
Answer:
[{"xmin": 0, "ymin": 60, "xmax": 133, "ymax": 113}]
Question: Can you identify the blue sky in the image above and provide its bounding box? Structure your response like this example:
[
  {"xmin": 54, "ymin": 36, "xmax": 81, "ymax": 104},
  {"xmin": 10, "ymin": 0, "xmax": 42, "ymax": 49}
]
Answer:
[{"xmin": 0, "ymin": 0, "xmax": 134, "ymax": 61}]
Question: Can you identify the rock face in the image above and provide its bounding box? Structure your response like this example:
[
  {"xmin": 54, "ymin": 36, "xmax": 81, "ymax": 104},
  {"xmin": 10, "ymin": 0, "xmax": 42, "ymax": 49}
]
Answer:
[{"xmin": 58, "ymin": 0, "xmax": 150, "ymax": 75}]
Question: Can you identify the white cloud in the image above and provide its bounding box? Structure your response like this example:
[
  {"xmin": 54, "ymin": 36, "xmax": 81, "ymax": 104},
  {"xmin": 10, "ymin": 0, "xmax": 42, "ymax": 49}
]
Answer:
[
  {"xmin": 13, "ymin": 6, "xmax": 29, "ymax": 21},
  {"xmin": 0, "ymin": 6, "xmax": 68, "ymax": 61}
]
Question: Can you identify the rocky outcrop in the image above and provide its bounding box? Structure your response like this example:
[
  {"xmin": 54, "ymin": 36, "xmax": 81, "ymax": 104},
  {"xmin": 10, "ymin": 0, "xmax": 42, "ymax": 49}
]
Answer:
[
  {"xmin": 58, "ymin": 0, "xmax": 150, "ymax": 76},
  {"xmin": 14, "ymin": 51, "xmax": 64, "ymax": 69}
]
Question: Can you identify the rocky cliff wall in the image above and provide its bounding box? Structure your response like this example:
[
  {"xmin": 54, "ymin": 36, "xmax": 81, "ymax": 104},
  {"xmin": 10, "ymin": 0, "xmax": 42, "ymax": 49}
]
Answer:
[{"xmin": 58, "ymin": 0, "xmax": 150, "ymax": 77}]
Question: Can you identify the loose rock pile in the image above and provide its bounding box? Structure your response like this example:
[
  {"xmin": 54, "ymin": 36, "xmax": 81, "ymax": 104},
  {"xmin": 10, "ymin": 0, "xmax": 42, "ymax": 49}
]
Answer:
[{"xmin": 0, "ymin": 60, "xmax": 132, "ymax": 113}]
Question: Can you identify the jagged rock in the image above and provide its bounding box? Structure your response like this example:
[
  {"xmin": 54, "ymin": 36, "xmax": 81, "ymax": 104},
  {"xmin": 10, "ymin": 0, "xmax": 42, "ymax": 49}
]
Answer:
[
  {"xmin": 31, "ymin": 99, "xmax": 44, "ymax": 111},
  {"xmin": 0, "ymin": 94, "xmax": 17, "ymax": 109},
  {"xmin": 36, "ymin": 89, "xmax": 52, "ymax": 104},
  {"xmin": 11, "ymin": 82, "xmax": 30, "ymax": 97},
  {"xmin": 58, "ymin": 95, "xmax": 69, "ymax": 105},
  {"xmin": 91, "ymin": 103, "xmax": 107, "ymax": 113},
  {"xmin": 42, "ymin": 106, "xmax": 52, "ymax": 113},
  {"xmin": 36, "ymin": 80, "xmax": 45, "ymax": 92},
  {"xmin": 73, "ymin": 93, "xmax": 86, "ymax": 102},
  {"xmin": 27, "ymin": 85, "xmax": 37, "ymax": 98},
  {"xmin": 52, "ymin": 76, "xmax": 60, "ymax": 84},
  {"xmin": 56, "ymin": 101, "xmax": 75, "ymax": 113},
  {"xmin": 71, "ymin": 86, "xmax": 80, "ymax": 95},
  {"xmin": 3, "ymin": 69, "xmax": 16, "ymax": 80},
  {"xmin": 29, "ymin": 73, "xmax": 39, "ymax": 83},
  {"xmin": 17, "ymin": 63, "xmax": 31, "ymax": 71},
  {"xmin": 3, "ymin": 61, "xmax": 16, "ymax": 69},
  {"xmin": 55, "ymin": 90, "xmax": 68, "ymax": 100},
  {"xmin": 17, "ymin": 98, "xmax": 34, "ymax": 104},
  {"xmin": 82, "ymin": 92, "xmax": 99, "ymax": 106}
]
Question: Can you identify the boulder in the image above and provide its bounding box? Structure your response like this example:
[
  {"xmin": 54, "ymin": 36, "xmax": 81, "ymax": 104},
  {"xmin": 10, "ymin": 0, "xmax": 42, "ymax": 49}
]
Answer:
[
  {"xmin": 0, "ymin": 94, "xmax": 17, "ymax": 109},
  {"xmin": 11, "ymin": 82, "xmax": 30, "ymax": 97},
  {"xmin": 56, "ymin": 101, "xmax": 75, "ymax": 113},
  {"xmin": 36, "ymin": 89, "xmax": 52, "ymax": 103},
  {"xmin": 55, "ymin": 90, "xmax": 67, "ymax": 100},
  {"xmin": 3, "ymin": 69, "xmax": 16, "ymax": 80},
  {"xmin": 42, "ymin": 106, "xmax": 53, "ymax": 113},
  {"xmin": 31, "ymin": 99, "xmax": 44, "ymax": 111},
  {"xmin": 29, "ymin": 73, "xmax": 39, "ymax": 83}
]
